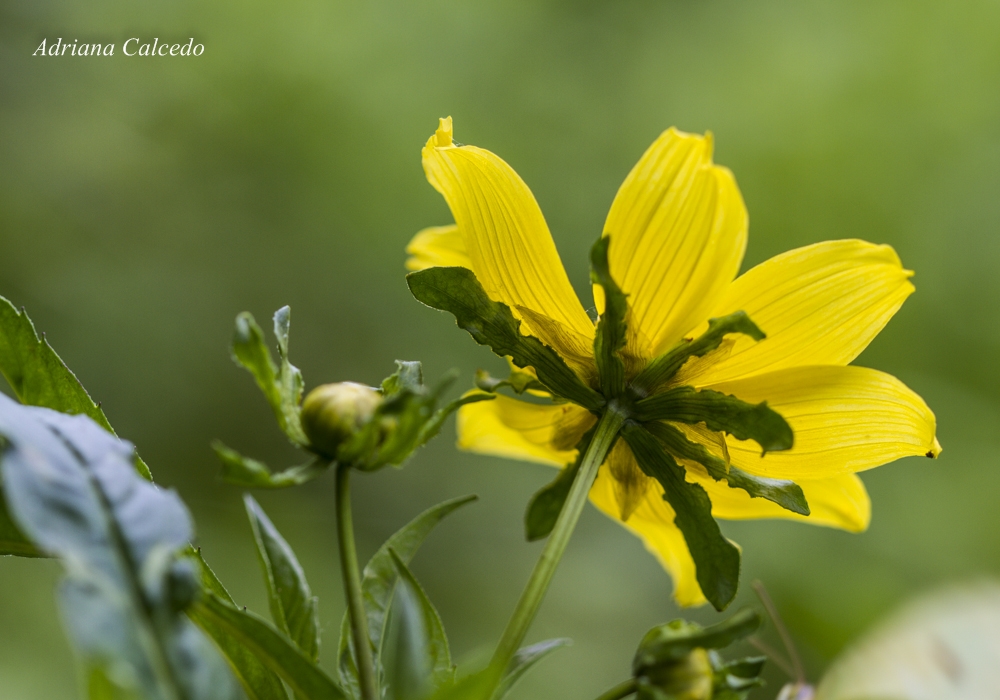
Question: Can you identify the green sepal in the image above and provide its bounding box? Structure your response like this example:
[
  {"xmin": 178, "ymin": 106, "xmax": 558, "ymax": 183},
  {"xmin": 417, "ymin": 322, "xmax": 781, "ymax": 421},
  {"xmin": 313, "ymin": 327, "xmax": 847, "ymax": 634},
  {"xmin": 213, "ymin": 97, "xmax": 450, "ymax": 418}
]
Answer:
[
  {"xmin": 642, "ymin": 422, "xmax": 808, "ymax": 516},
  {"xmin": 0, "ymin": 295, "xmax": 151, "ymax": 480},
  {"xmin": 633, "ymin": 609, "xmax": 761, "ymax": 674},
  {"xmin": 231, "ymin": 307, "xmax": 308, "ymax": 446},
  {"xmin": 213, "ymin": 441, "xmax": 329, "ymax": 489},
  {"xmin": 495, "ymin": 638, "xmax": 571, "ymax": 700},
  {"xmin": 623, "ymin": 424, "xmax": 741, "ymax": 611},
  {"xmin": 632, "ymin": 312, "xmax": 765, "ymax": 396},
  {"xmin": 387, "ymin": 548, "xmax": 455, "ymax": 699},
  {"xmin": 590, "ymin": 236, "xmax": 629, "ymax": 399},
  {"xmin": 711, "ymin": 653, "xmax": 766, "ymax": 699},
  {"xmin": 338, "ymin": 495, "xmax": 477, "ymax": 696},
  {"xmin": 524, "ymin": 426, "xmax": 596, "ymax": 542},
  {"xmin": 474, "ymin": 368, "xmax": 545, "ymax": 395},
  {"xmin": 406, "ymin": 267, "xmax": 604, "ymax": 410},
  {"xmin": 245, "ymin": 495, "xmax": 320, "ymax": 662},
  {"xmin": 635, "ymin": 386, "xmax": 793, "ymax": 455}
]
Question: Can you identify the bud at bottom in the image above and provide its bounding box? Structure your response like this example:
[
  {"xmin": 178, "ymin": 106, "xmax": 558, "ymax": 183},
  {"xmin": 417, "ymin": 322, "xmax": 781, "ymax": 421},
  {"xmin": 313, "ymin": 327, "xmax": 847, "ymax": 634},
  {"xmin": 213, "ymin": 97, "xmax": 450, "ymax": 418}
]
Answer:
[{"xmin": 301, "ymin": 382, "xmax": 381, "ymax": 457}]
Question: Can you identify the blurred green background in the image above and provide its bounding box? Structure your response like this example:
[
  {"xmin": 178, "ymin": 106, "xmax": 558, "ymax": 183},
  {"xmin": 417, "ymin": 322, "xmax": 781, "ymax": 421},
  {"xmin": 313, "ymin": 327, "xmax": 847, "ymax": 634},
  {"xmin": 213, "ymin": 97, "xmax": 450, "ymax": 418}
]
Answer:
[{"xmin": 2, "ymin": 1, "xmax": 999, "ymax": 697}]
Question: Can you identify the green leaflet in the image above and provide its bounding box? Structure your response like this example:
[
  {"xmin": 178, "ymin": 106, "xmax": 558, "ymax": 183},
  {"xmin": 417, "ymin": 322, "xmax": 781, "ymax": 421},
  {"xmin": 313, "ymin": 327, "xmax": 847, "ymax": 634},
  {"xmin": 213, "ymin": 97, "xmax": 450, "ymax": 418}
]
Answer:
[
  {"xmin": 406, "ymin": 267, "xmax": 604, "ymax": 411},
  {"xmin": 523, "ymin": 426, "xmax": 596, "ymax": 542},
  {"xmin": 0, "ymin": 395, "xmax": 242, "ymax": 700},
  {"xmin": 387, "ymin": 549, "xmax": 455, "ymax": 699},
  {"xmin": 494, "ymin": 638, "xmax": 571, "ymax": 700},
  {"xmin": 474, "ymin": 368, "xmax": 545, "ymax": 395},
  {"xmin": 338, "ymin": 495, "xmax": 477, "ymax": 696},
  {"xmin": 191, "ymin": 593, "xmax": 347, "ymax": 700},
  {"xmin": 632, "ymin": 312, "xmax": 765, "ymax": 396},
  {"xmin": 632, "ymin": 609, "xmax": 761, "ymax": 674},
  {"xmin": 231, "ymin": 308, "xmax": 308, "ymax": 446},
  {"xmin": 711, "ymin": 656, "xmax": 767, "ymax": 700},
  {"xmin": 590, "ymin": 236, "xmax": 629, "ymax": 399},
  {"xmin": 642, "ymin": 422, "xmax": 808, "ymax": 516},
  {"xmin": 634, "ymin": 386, "xmax": 793, "ymax": 455},
  {"xmin": 622, "ymin": 424, "xmax": 741, "ymax": 611},
  {"xmin": 0, "ymin": 295, "xmax": 151, "ymax": 480},
  {"xmin": 213, "ymin": 441, "xmax": 329, "ymax": 489},
  {"xmin": 245, "ymin": 496, "xmax": 320, "ymax": 661}
]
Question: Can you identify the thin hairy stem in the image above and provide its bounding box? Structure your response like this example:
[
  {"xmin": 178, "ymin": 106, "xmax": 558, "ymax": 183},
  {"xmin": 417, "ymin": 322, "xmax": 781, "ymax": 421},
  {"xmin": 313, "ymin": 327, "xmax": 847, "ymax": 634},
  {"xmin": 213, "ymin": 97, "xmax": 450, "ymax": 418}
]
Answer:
[{"xmin": 752, "ymin": 580, "xmax": 805, "ymax": 683}]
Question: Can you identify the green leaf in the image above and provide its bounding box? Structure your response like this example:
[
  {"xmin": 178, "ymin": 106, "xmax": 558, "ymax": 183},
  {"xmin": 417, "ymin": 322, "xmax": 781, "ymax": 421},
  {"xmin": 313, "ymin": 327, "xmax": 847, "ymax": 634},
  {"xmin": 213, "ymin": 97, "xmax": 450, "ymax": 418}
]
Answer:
[
  {"xmin": 382, "ymin": 360, "xmax": 425, "ymax": 394},
  {"xmin": 634, "ymin": 386, "xmax": 793, "ymax": 455},
  {"xmin": 494, "ymin": 638, "xmax": 571, "ymax": 700},
  {"xmin": 712, "ymin": 655, "xmax": 766, "ymax": 697},
  {"xmin": 415, "ymin": 391, "xmax": 495, "ymax": 452},
  {"xmin": 387, "ymin": 549, "xmax": 455, "ymax": 699},
  {"xmin": 632, "ymin": 312, "xmax": 765, "ymax": 395},
  {"xmin": 633, "ymin": 609, "xmax": 761, "ymax": 674},
  {"xmin": 623, "ymin": 424, "xmax": 741, "ymax": 611},
  {"xmin": 406, "ymin": 267, "xmax": 604, "ymax": 411},
  {"xmin": 524, "ymin": 426, "xmax": 596, "ymax": 542},
  {"xmin": 474, "ymin": 368, "xmax": 545, "ymax": 395},
  {"xmin": 642, "ymin": 422, "xmax": 808, "ymax": 516},
  {"xmin": 590, "ymin": 236, "xmax": 629, "ymax": 399},
  {"xmin": 191, "ymin": 592, "xmax": 347, "ymax": 700},
  {"xmin": 338, "ymin": 495, "xmax": 477, "ymax": 695},
  {"xmin": 187, "ymin": 548, "xmax": 289, "ymax": 700},
  {"xmin": 231, "ymin": 309, "xmax": 307, "ymax": 446},
  {"xmin": 213, "ymin": 441, "xmax": 329, "ymax": 489},
  {"xmin": 245, "ymin": 495, "xmax": 320, "ymax": 662},
  {"xmin": 0, "ymin": 394, "xmax": 242, "ymax": 700},
  {"xmin": 0, "ymin": 295, "xmax": 151, "ymax": 480}
]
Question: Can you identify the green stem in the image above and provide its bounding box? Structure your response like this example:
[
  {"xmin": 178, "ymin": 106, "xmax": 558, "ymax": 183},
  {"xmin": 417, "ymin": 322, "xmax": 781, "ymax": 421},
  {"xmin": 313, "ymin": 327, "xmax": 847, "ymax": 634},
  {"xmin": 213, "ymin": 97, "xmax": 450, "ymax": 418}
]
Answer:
[
  {"xmin": 335, "ymin": 463, "xmax": 379, "ymax": 700},
  {"xmin": 592, "ymin": 678, "xmax": 638, "ymax": 700},
  {"xmin": 488, "ymin": 407, "xmax": 627, "ymax": 675}
]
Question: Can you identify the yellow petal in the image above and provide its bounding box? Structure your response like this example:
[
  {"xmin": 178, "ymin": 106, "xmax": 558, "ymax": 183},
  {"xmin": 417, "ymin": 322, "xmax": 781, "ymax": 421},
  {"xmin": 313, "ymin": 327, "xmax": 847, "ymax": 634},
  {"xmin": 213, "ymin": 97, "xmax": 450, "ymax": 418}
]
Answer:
[
  {"xmin": 515, "ymin": 306, "xmax": 598, "ymax": 386},
  {"xmin": 455, "ymin": 393, "xmax": 595, "ymax": 467},
  {"xmin": 590, "ymin": 464, "xmax": 707, "ymax": 607},
  {"xmin": 422, "ymin": 117, "xmax": 594, "ymax": 341},
  {"xmin": 692, "ymin": 471, "xmax": 871, "ymax": 532},
  {"xmin": 601, "ymin": 128, "xmax": 747, "ymax": 356},
  {"xmin": 606, "ymin": 439, "xmax": 652, "ymax": 521},
  {"xmin": 705, "ymin": 365, "xmax": 941, "ymax": 480},
  {"xmin": 677, "ymin": 240, "xmax": 915, "ymax": 385},
  {"xmin": 405, "ymin": 225, "xmax": 472, "ymax": 271}
]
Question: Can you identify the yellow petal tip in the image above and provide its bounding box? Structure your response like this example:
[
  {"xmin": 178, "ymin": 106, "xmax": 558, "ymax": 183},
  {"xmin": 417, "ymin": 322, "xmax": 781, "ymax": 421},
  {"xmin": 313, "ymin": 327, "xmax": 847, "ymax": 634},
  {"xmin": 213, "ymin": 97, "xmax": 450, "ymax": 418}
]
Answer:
[
  {"xmin": 927, "ymin": 437, "xmax": 943, "ymax": 459},
  {"xmin": 434, "ymin": 116, "xmax": 454, "ymax": 147}
]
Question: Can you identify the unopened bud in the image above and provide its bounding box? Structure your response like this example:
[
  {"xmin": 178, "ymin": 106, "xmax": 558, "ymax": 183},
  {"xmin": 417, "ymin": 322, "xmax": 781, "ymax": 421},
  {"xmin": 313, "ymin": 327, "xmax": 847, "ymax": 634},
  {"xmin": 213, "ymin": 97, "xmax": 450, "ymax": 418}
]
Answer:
[{"xmin": 301, "ymin": 382, "xmax": 381, "ymax": 457}]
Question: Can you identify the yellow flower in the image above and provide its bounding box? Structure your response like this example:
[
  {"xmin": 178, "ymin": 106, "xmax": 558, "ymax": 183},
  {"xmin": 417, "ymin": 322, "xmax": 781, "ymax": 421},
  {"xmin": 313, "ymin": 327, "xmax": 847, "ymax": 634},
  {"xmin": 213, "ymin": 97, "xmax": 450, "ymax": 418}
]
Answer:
[{"xmin": 406, "ymin": 117, "xmax": 940, "ymax": 608}]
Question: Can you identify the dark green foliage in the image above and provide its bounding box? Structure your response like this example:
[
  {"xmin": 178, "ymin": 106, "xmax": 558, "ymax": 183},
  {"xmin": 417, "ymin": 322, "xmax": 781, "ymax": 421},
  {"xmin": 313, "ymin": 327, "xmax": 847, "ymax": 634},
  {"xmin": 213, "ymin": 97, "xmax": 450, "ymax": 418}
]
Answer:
[
  {"xmin": 523, "ymin": 426, "xmax": 596, "ymax": 542},
  {"xmin": 590, "ymin": 236, "xmax": 629, "ymax": 399}
]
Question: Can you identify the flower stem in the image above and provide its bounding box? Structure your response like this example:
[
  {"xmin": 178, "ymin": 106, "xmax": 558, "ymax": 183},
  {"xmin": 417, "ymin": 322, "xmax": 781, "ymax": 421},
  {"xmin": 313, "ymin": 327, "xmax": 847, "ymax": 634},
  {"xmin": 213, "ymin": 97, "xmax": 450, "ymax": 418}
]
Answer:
[
  {"xmin": 335, "ymin": 463, "xmax": 379, "ymax": 700},
  {"xmin": 488, "ymin": 406, "xmax": 627, "ymax": 677},
  {"xmin": 592, "ymin": 679, "xmax": 638, "ymax": 700}
]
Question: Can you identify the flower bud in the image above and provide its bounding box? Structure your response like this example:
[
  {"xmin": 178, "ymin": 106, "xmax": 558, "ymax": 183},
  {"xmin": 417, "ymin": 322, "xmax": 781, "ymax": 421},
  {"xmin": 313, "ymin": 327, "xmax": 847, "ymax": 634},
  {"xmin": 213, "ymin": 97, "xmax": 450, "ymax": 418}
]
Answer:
[
  {"xmin": 301, "ymin": 382, "xmax": 381, "ymax": 457},
  {"xmin": 638, "ymin": 648, "xmax": 713, "ymax": 700}
]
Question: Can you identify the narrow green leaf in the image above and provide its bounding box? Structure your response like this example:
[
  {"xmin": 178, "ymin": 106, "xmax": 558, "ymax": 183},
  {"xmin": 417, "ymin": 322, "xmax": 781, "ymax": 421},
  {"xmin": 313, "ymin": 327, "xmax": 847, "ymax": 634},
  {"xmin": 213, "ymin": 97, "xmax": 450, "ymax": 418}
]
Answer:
[
  {"xmin": 524, "ymin": 426, "xmax": 596, "ymax": 542},
  {"xmin": 213, "ymin": 441, "xmax": 328, "ymax": 489},
  {"xmin": 0, "ymin": 295, "xmax": 151, "ymax": 480},
  {"xmin": 634, "ymin": 386, "xmax": 793, "ymax": 455},
  {"xmin": 338, "ymin": 495, "xmax": 477, "ymax": 694},
  {"xmin": 0, "ymin": 395, "xmax": 242, "ymax": 699},
  {"xmin": 633, "ymin": 609, "xmax": 761, "ymax": 674},
  {"xmin": 623, "ymin": 424, "xmax": 741, "ymax": 611},
  {"xmin": 494, "ymin": 638, "xmax": 571, "ymax": 700},
  {"xmin": 245, "ymin": 496, "xmax": 320, "ymax": 662},
  {"xmin": 590, "ymin": 236, "xmax": 628, "ymax": 399},
  {"xmin": 406, "ymin": 267, "xmax": 604, "ymax": 410},
  {"xmin": 642, "ymin": 422, "xmax": 808, "ymax": 516},
  {"xmin": 231, "ymin": 310, "xmax": 307, "ymax": 446},
  {"xmin": 388, "ymin": 549, "xmax": 454, "ymax": 697},
  {"xmin": 474, "ymin": 368, "xmax": 545, "ymax": 395},
  {"xmin": 632, "ymin": 312, "xmax": 765, "ymax": 395},
  {"xmin": 191, "ymin": 593, "xmax": 347, "ymax": 700},
  {"xmin": 415, "ymin": 392, "xmax": 494, "ymax": 451}
]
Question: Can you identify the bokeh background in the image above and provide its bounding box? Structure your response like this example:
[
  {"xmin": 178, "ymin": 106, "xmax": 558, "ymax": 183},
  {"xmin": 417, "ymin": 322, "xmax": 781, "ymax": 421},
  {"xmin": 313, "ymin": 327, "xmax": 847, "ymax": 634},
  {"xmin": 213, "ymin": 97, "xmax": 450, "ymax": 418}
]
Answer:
[{"xmin": 2, "ymin": 1, "xmax": 999, "ymax": 697}]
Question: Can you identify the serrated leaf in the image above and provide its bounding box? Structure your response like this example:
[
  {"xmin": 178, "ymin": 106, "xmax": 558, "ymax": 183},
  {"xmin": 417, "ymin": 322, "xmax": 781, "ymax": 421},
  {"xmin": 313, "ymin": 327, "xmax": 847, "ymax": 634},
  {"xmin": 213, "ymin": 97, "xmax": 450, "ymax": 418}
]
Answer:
[
  {"xmin": 406, "ymin": 267, "xmax": 604, "ymax": 410},
  {"xmin": 642, "ymin": 422, "xmax": 808, "ymax": 516},
  {"xmin": 0, "ymin": 394, "xmax": 242, "ymax": 700},
  {"xmin": 213, "ymin": 441, "xmax": 328, "ymax": 489},
  {"xmin": 494, "ymin": 638, "xmax": 571, "ymax": 700},
  {"xmin": 231, "ymin": 310, "xmax": 307, "ymax": 446},
  {"xmin": 524, "ymin": 426, "xmax": 596, "ymax": 542},
  {"xmin": 338, "ymin": 495, "xmax": 477, "ymax": 695},
  {"xmin": 590, "ymin": 236, "xmax": 628, "ymax": 399},
  {"xmin": 191, "ymin": 592, "xmax": 347, "ymax": 700},
  {"xmin": 387, "ymin": 549, "xmax": 454, "ymax": 699},
  {"xmin": 245, "ymin": 495, "xmax": 320, "ymax": 662},
  {"xmin": 632, "ymin": 312, "xmax": 765, "ymax": 395},
  {"xmin": 623, "ymin": 424, "xmax": 741, "ymax": 611},
  {"xmin": 633, "ymin": 609, "xmax": 761, "ymax": 674},
  {"xmin": 0, "ymin": 295, "xmax": 151, "ymax": 480},
  {"xmin": 635, "ymin": 386, "xmax": 793, "ymax": 455}
]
